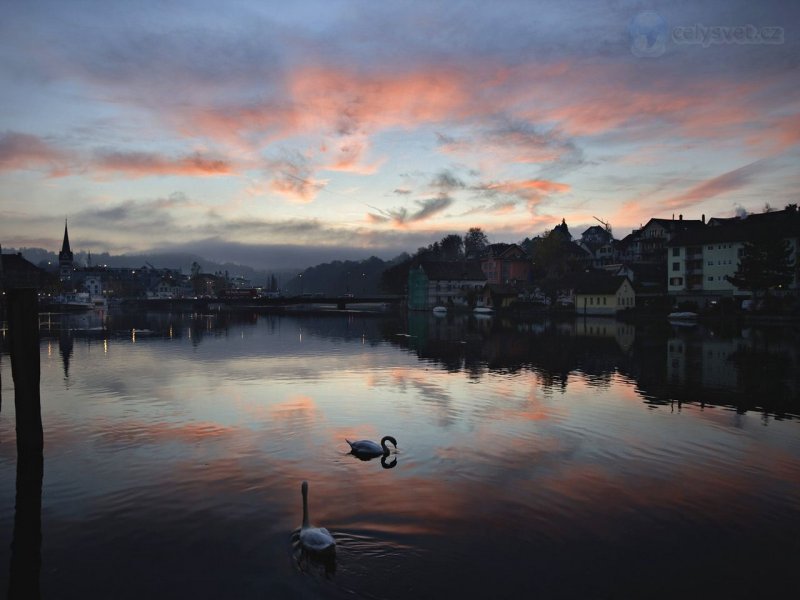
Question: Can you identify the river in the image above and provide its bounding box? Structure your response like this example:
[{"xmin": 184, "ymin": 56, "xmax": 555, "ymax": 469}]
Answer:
[{"xmin": 1, "ymin": 309, "xmax": 798, "ymax": 598}]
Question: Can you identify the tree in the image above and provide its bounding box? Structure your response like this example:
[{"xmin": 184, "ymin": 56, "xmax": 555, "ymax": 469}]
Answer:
[
  {"xmin": 726, "ymin": 235, "xmax": 794, "ymax": 300},
  {"xmin": 464, "ymin": 227, "xmax": 489, "ymax": 258},
  {"xmin": 439, "ymin": 234, "xmax": 464, "ymax": 261}
]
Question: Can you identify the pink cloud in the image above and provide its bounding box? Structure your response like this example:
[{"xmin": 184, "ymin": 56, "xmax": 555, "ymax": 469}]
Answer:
[
  {"xmin": 0, "ymin": 131, "xmax": 71, "ymax": 176},
  {"xmin": 659, "ymin": 160, "xmax": 768, "ymax": 211},
  {"xmin": 93, "ymin": 150, "xmax": 233, "ymax": 177},
  {"xmin": 477, "ymin": 178, "xmax": 570, "ymax": 211}
]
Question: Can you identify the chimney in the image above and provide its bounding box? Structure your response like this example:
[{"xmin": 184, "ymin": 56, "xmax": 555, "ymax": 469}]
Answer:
[
  {"xmin": 679, "ymin": 214, "xmax": 683, "ymax": 220},
  {"xmin": 702, "ymin": 214, "xmax": 706, "ymax": 224}
]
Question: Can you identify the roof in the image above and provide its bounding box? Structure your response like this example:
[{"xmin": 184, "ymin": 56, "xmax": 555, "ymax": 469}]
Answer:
[
  {"xmin": 482, "ymin": 243, "xmax": 528, "ymax": 260},
  {"xmin": 552, "ymin": 218, "xmax": 572, "ymax": 240},
  {"xmin": 419, "ymin": 261, "xmax": 486, "ymax": 281},
  {"xmin": 572, "ymin": 271, "xmax": 631, "ymax": 295},
  {"xmin": 644, "ymin": 217, "xmax": 705, "ymax": 232},
  {"xmin": 581, "ymin": 225, "xmax": 613, "ymax": 241},
  {"xmin": 668, "ymin": 208, "xmax": 800, "ymax": 247},
  {"xmin": 1, "ymin": 252, "xmax": 45, "ymax": 288}
]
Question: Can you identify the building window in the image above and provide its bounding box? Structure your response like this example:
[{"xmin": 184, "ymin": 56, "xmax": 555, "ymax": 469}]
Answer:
[
  {"xmin": 708, "ymin": 276, "xmax": 713, "ymax": 281},
  {"xmin": 603, "ymin": 297, "xmax": 606, "ymax": 305},
  {"xmin": 672, "ymin": 248, "xmax": 679, "ymax": 256},
  {"xmin": 672, "ymin": 262, "xmax": 679, "ymax": 271}
]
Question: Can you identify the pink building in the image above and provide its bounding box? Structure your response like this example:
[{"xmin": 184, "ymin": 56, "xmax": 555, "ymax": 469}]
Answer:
[{"xmin": 480, "ymin": 244, "xmax": 531, "ymax": 285}]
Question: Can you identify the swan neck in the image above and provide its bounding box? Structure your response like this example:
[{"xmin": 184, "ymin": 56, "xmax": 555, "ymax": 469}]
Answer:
[
  {"xmin": 380, "ymin": 436, "xmax": 396, "ymax": 454},
  {"xmin": 301, "ymin": 486, "xmax": 309, "ymax": 528}
]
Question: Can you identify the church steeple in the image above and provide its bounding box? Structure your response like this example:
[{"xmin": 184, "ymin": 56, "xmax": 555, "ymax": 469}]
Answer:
[
  {"xmin": 58, "ymin": 219, "xmax": 74, "ymax": 283},
  {"xmin": 60, "ymin": 219, "xmax": 72, "ymax": 257}
]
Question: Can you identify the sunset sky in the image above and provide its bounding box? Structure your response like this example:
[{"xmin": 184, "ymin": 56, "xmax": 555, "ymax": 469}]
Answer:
[{"xmin": 1, "ymin": 0, "xmax": 798, "ymax": 269}]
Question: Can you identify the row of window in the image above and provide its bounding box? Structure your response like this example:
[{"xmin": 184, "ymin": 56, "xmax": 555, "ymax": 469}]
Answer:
[
  {"xmin": 584, "ymin": 296, "xmax": 633, "ymax": 306},
  {"xmin": 674, "ymin": 243, "xmax": 740, "ymax": 256}
]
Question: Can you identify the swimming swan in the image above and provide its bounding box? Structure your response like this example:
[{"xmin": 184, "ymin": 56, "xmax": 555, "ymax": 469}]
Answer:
[
  {"xmin": 346, "ymin": 435, "xmax": 398, "ymax": 458},
  {"xmin": 299, "ymin": 481, "xmax": 336, "ymax": 554}
]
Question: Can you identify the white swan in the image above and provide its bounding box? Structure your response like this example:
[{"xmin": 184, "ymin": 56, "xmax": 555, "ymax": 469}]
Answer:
[
  {"xmin": 299, "ymin": 481, "xmax": 336, "ymax": 554},
  {"xmin": 346, "ymin": 435, "xmax": 397, "ymax": 458}
]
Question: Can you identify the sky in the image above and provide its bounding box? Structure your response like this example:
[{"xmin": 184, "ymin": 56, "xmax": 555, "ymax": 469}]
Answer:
[{"xmin": 1, "ymin": 0, "xmax": 798, "ymax": 269}]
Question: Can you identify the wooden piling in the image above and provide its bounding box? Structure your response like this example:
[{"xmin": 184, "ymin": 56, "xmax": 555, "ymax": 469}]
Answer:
[
  {"xmin": 6, "ymin": 288, "xmax": 43, "ymax": 599},
  {"xmin": 7, "ymin": 288, "xmax": 43, "ymax": 451}
]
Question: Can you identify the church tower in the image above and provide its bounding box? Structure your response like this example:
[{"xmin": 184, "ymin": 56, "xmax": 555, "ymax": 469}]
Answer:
[{"xmin": 58, "ymin": 219, "xmax": 74, "ymax": 283}]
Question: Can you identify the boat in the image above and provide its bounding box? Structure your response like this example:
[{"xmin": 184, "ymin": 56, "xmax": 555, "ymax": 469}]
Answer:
[
  {"xmin": 667, "ymin": 311, "xmax": 698, "ymax": 322},
  {"xmin": 432, "ymin": 306, "xmax": 447, "ymax": 314},
  {"xmin": 47, "ymin": 292, "xmax": 107, "ymax": 312},
  {"xmin": 473, "ymin": 306, "xmax": 494, "ymax": 314}
]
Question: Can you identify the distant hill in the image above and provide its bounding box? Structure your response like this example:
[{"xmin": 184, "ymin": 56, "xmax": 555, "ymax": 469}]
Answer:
[
  {"xmin": 5, "ymin": 246, "xmax": 408, "ymax": 295},
  {"xmin": 5, "ymin": 246, "xmax": 295, "ymax": 289}
]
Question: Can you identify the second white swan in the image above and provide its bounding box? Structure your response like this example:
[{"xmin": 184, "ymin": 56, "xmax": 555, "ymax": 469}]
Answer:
[{"xmin": 299, "ymin": 481, "xmax": 336, "ymax": 554}]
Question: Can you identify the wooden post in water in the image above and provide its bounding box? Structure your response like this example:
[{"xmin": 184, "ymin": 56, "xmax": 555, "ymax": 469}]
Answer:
[{"xmin": 6, "ymin": 287, "xmax": 43, "ymax": 600}]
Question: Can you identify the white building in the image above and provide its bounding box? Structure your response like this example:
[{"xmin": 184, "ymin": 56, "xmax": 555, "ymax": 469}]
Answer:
[{"xmin": 667, "ymin": 207, "xmax": 800, "ymax": 305}]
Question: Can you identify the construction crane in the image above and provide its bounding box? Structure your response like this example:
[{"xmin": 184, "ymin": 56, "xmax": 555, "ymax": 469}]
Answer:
[{"xmin": 593, "ymin": 216, "xmax": 612, "ymax": 237}]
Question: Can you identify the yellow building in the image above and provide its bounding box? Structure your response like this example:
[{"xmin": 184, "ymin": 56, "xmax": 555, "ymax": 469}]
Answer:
[{"xmin": 574, "ymin": 273, "xmax": 636, "ymax": 316}]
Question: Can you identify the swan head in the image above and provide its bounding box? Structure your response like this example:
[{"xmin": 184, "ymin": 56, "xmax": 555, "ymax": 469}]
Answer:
[{"xmin": 381, "ymin": 435, "xmax": 398, "ymax": 449}]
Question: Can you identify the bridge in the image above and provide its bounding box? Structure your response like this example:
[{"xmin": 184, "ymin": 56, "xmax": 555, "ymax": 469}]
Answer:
[{"xmin": 128, "ymin": 295, "xmax": 406, "ymax": 312}]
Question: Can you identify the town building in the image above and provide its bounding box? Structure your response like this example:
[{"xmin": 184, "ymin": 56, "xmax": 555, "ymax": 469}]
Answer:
[
  {"xmin": 666, "ymin": 206, "xmax": 800, "ymax": 306},
  {"xmin": 1, "ymin": 249, "xmax": 46, "ymax": 291},
  {"xmin": 407, "ymin": 261, "xmax": 486, "ymax": 310},
  {"xmin": 480, "ymin": 283, "xmax": 520, "ymax": 310},
  {"xmin": 618, "ymin": 215, "xmax": 705, "ymax": 265},
  {"xmin": 578, "ymin": 225, "xmax": 617, "ymax": 268},
  {"xmin": 573, "ymin": 271, "xmax": 636, "ymax": 316},
  {"xmin": 479, "ymin": 243, "xmax": 531, "ymax": 285}
]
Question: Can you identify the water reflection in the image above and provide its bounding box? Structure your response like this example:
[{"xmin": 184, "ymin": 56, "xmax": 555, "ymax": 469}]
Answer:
[
  {"xmin": 0, "ymin": 310, "xmax": 798, "ymax": 599},
  {"xmin": 11, "ymin": 310, "xmax": 800, "ymax": 418}
]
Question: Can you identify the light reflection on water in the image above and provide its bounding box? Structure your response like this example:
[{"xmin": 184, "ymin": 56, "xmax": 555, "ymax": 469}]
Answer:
[{"xmin": 0, "ymin": 310, "xmax": 799, "ymax": 599}]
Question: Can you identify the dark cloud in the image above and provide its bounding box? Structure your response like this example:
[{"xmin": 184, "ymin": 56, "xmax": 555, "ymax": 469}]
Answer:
[
  {"xmin": 71, "ymin": 194, "xmax": 192, "ymax": 230},
  {"xmin": 430, "ymin": 170, "xmax": 465, "ymax": 191},
  {"xmin": 662, "ymin": 159, "xmax": 773, "ymax": 210},
  {"xmin": 267, "ymin": 150, "xmax": 324, "ymax": 202},
  {"xmin": 437, "ymin": 119, "xmax": 585, "ymax": 175},
  {"xmin": 369, "ymin": 193, "xmax": 454, "ymax": 225}
]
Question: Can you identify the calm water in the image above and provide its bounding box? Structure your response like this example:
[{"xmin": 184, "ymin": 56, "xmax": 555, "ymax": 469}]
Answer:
[{"xmin": 1, "ymin": 309, "xmax": 799, "ymax": 599}]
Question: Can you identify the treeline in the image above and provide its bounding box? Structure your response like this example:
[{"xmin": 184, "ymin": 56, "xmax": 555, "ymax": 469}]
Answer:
[{"xmin": 282, "ymin": 256, "xmax": 403, "ymax": 296}]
